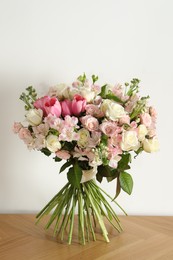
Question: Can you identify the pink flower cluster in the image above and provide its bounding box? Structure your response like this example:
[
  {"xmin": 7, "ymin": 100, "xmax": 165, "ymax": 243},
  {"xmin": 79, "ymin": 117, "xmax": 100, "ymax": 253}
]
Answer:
[
  {"xmin": 13, "ymin": 76, "xmax": 159, "ymax": 175},
  {"xmin": 34, "ymin": 94, "xmax": 86, "ymax": 118}
]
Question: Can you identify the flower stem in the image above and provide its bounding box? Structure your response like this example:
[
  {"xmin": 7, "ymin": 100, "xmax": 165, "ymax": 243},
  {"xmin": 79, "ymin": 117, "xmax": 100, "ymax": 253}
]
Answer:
[{"xmin": 36, "ymin": 180, "xmax": 126, "ymax": 244}]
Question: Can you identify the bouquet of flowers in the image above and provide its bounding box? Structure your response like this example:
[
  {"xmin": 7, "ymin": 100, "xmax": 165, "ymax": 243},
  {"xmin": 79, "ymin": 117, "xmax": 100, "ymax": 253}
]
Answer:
[{"xmin": 13, "ymin": 74, "xmax": 159, "ymax": 244}]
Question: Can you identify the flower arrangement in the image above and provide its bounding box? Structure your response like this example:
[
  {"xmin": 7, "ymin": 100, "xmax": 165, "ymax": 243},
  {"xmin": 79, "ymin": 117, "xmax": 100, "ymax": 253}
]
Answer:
[{"xmin": 13, "ymin": 74, "xmax": 159, "ymax": 244}]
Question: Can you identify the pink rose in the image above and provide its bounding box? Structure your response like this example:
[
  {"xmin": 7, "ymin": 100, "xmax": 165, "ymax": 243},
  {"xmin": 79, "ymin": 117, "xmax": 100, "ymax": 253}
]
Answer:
[
  {"xmin": 80, "ymin": 115, "xmax": 99, "ymax": 132},
  {"xmin": 56, "ymin": 150, "xmax": 71, "ymax": 160},
  {"xmin": 61, "ymin": 100, "xmax": 72, "ymax": 117},
  {"xmin": 86, "ymin": 104, "xmax": 104, "ymax": 118},
  {"xmin": 13, "ymin": 122, "xmax": 23, "ymax": 133},
  {"xmin": 100, "ymin": 121, "xmax": 117, "ymax": 136},
  {"xmin": 71, "ymin": 95, "xmax": 86, "ymax": 116},
  {"xmin": 140, "ymin": 113, "xmax": 152, "ymax": 127},
  {"xmin": 130, "ymin": 121, "xmax": 138, "ymax": 129},
  {"xmin": 119, "ymin": 115, "xmax": 130, "ymax": 125},
  {"xmin": 34, "ymin": 96, "xmax": 61, "ymax": 117}
]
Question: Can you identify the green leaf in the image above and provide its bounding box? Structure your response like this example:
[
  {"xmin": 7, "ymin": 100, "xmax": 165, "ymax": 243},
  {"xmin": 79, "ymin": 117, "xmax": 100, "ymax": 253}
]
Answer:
[
  {"xmin": 96, "ymin": 172, "xmax": 103, "ymax": 183},
  {"xmin": 106, "ymin": 93, "xmax": 123, "ymax": 104},
  {"xmin": 100, "ymin": 84, "xmax": 107, "ymax": 98},
  {"xmin": 100, "ymin": 134, "xmax": 108, "ymax": 146},
  {"xmin": 59, "ymin": 160, "xmax": 72, "ymax": 173},
  {"xmin": 67, "ymin": 162, "xmax": 82, "ymax": 188},
  {"xmin": 97, "ymin": 165, "xmax": 118, "ymax": 179},
  {"xmin": 48, "ymin": 128, "xmax": 59, "ymax": 136},
  {"xmin": 112, "ymin": 177, "xmax": 121, "ymax": 200},
  {"xmin": 92, "ymin": 74, "xmax": 98, "ymax": 84},
  {"xmin": 63, "ymin": 141, "xmax": 76, "ymax": 151},
  {"xmin": 41, "ymin": 148, "xmax": 51, "ymax": 156},
  {"xmin": 119, "ymin": 172, "xmax": 133, "ymax": 195},
  {"xmin": 54, "ymin": 156, "xmax": 62, "ymax": 162},
  {"xmin": 134, "ymin": 147, "xmax": 143, "ymax": 158},
  {"xmin": 118, "ymin": 153, "xmax": 131, "ymax": 171},
  {"xmin": 77, "ymin": 73, "xmax": 86, "ymax": 84}
]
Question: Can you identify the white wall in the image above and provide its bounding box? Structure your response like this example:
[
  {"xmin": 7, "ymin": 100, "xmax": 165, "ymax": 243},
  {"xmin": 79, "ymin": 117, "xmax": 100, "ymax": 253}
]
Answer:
[{"xmin": 0, "ymin": 0, "xmax": 173, "ymax": 215}]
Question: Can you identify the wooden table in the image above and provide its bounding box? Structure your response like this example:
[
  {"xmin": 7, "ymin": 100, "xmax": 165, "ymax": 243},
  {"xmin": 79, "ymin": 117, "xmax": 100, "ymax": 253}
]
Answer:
[{"xmin": 0, "ymin": 215, "xmax": 173, "ymax": 260}]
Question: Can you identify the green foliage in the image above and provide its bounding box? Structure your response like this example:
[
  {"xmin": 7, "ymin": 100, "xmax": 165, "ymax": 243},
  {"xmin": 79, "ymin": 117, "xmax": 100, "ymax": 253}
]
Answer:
[
  {"xmin": 100, "ymin": 84, "xmax": 123, "ymax": 104},
  {"xmin": 126, "ymin": 78, "xmax": 140, "ymax": 96},
  {"xmin": 92, "ymin": 74, "xmax": 98, "ymax": 84},
  {"xmin": 54, "ymin": 156, "xmax": 62, "ymax": 162},
  {"xmin": 19, "ymin": 86, "xmax": 37, "ymax": 111},
  {"xmin": 118, "ymin": 153, "xmax": 131, "ymax": 171},
  {"xmin": 48, "ymin": 128, "xmax": 59, "ymax": 136},
  {"xmin": 67, "ymin": 162, "xmax": 82, "ymax": 188},
  {"xmin": 97, "ymin": 165, "xmax": 119, "ymax": 182},
  {"xmin": 62, "ymin": 141, "xmax": 76, "ymax": 151},
  {"xmin": 77, "ymin": 73, "xmax": 86, "ymax": 84},
  {"xmin": 59, "ymin": 160, "xmax": 73, "ymax": 173},
  {"xmin": 119, "ymin": 172, "xmax": 133, "ymax": 195},
  {"xmin": 106, "ymin": 93, "xmax": 124, "ymax": 104},
  {"xmin": 134, "ymin": 147, "xmax": 143, "ymax": 158},
  {"xmin": 130, "ymin": 95, "xmax": 150, "ymax": 120},
  {"xmin": 41, "ymin": 148, "xmax": 51, "ymax": 156},
  {"xmin": 114, "ymin": 177, "xmax": 121, "ymax": 199},
  {"xmin": 100, "ymin": 84, "xmax": 107, "ymax": 98}
]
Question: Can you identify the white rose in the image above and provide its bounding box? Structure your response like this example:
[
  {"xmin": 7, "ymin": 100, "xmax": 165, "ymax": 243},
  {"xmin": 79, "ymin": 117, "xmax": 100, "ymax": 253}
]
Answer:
[
  {"xmin": 48, "ymin": 84, "xmax": 70, "ymax": 99},
  {"xmin": 121, "ymin": 130, "xmax": 140, "ymax": 151},
  {"xmin": 25, "ymin": 109, "xmax": 43, "ymax": 126},
  {"xmin": 77, "ymin": 128, "xmax": 90, "ymax": 148},
  {"xmin": 80, "ymin": 87, "xmax": 95, "ymax": 102},
  {"xmin": 81, "ymin": 166, "xmax": 97, "ymax": 183},
  {"xmin": 70, "ymin": 87, "xmax": 95, "ymax": 102},
  {"xmin": 138, "ymin": 124, "xmax": 148, "ymax": 141},
  {"xmin": 143, "ymin": 137, "xmax": 159, "ymax": 153},
  {"xmin": 101, "ymin": 99, "xmax": 126, "ymax": 121},
  {"xmin": 46, "ymin": 134, "xmax": 61, "ymax": 153}
]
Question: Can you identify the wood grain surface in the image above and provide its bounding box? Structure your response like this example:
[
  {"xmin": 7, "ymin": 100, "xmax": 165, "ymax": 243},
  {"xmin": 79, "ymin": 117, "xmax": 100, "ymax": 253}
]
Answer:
[{"xmin": 0, "ymin": 215, "xmax": 173, "ymax": 260}]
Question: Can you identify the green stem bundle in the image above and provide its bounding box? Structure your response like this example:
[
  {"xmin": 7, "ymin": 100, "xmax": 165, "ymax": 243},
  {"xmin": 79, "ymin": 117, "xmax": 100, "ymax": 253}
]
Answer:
[{"xmin": 36, "ymin": 180, "xmax": 126, "ymax": 245}]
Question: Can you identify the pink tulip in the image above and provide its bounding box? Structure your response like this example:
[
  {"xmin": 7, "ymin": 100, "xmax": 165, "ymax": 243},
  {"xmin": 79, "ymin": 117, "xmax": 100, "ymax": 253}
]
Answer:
[
  {"xmin": 34, "ymin": 96, "xmax": 61, "ymax": 117},
  {"xmin": 61, "ymin": 99, "xmax": 72, "ymax": 117},
  {"xmin": 71, "ymin": 95, "xmax": 86, "ymax": 116},
  {"xmin": 34, "ymin": 96, "xmax": 50, "ymax": 116}
]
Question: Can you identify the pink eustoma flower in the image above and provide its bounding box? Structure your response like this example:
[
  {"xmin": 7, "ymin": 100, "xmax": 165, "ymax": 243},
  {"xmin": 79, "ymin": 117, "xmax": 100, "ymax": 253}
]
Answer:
[{"xmin": 71, "ymin": 95, "xmax": 86, "ymax": 116}]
